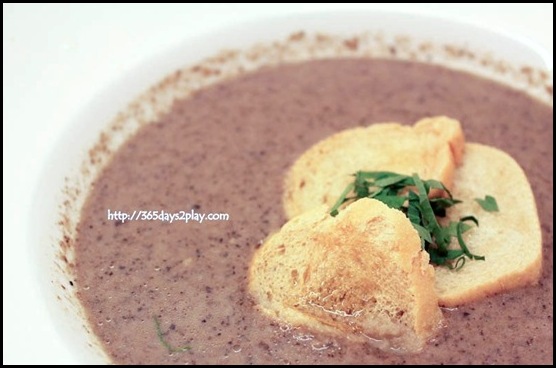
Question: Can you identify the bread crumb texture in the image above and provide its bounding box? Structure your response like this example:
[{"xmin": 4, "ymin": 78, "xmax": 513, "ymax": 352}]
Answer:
[
  {"xmin": 249, "ymin": 198, "xmax": 443, "ymax": 352},
  {"xmin": 283, "ymin": 116, "xmax": 465, "ymax": 219}
]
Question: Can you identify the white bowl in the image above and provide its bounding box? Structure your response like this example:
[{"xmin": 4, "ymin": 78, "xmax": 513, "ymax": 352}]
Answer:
[{"xmin": 28, "ymin": 10, "xmax": 552, "ymax": 364}]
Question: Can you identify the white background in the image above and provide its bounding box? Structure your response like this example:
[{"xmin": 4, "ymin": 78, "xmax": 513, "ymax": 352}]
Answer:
[{"xmin": 3, "ymin": 3, "xmax": 553, "ymax": 364}]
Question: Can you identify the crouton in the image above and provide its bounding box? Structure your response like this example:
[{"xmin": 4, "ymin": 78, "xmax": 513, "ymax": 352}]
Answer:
[
  {"xmin": 249, "ymin": 198, "xmax": 443, "ymax": 352},
  {"xmin": 283, "ymin": 116, "xmax": 464, "ymax": 219},
  {"xmin": 435, "ymin": 143, "xmax": 542, "ymax": 306}
]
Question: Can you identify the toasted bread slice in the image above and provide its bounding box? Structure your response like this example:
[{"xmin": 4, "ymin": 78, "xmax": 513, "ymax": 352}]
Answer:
[
  {"xmin": 435, "ymin": 143, "xmax": 542, "ymax": 307},
  {"xmin": 249, "ymin": 198, "xmax": 443, "ymax": 352},
  {"xmin": 283, "ymin": 116, "xmax": 464, "ymax": 219}
]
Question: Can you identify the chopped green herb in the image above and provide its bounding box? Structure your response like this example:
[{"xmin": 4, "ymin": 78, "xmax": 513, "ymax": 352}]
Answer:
[
  {"xmin": 475, "ymin": 195, "xmax": 499, "ymax": 212},
  {"xmin": 153, "ymin": 316, "xmax": 191, "ymax": 353},
  {"xmin": 456, "ymin": 217, "xmax": 484, "ymax": 261},
  {"xmin": 330, "ymin": 183, "xmax": 355, "ymax": 217},
  {"xmin": 330, "ymin": 171, "xmax": 497, "ymax": 269}
]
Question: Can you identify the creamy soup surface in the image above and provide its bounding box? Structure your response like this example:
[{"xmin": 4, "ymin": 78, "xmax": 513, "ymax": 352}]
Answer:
[{"xmin": 74, "ymin": 59, "xmax": 553, "ymax": 364}]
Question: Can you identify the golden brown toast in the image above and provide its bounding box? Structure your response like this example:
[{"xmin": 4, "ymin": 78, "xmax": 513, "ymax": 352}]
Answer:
[{"xmin": 249, "ymin": 198, "xmax": 443, "ymax": 352}]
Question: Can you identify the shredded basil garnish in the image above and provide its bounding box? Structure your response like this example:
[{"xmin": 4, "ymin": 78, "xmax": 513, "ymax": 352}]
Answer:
[
  {"xmin": 475, "ymin": 195, "xmax": 499, "ymax": 212},
  {"xmin": 153, "ymin": 315, "xmax": 191, "ymax": 353},
  {"xmin": 330, "ymin": 171, "xmax": 496, "ymax": 270}
]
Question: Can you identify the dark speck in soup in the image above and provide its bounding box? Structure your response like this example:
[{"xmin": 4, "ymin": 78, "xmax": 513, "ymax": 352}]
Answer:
[{"xmin": 74, "ymin": 59, "xmax": 553, "ymax": 364}]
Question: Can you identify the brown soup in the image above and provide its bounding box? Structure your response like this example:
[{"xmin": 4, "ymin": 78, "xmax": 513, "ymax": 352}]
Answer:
[{"xmin": 74, "ymin": 59, "xmax": 553, "ymax": 364}]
